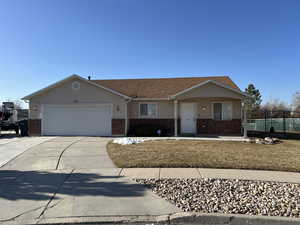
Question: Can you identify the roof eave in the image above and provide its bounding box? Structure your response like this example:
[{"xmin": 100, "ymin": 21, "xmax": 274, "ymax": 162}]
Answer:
[
  {"xmin": 132, "ymin": 98, "xmax": 170, "ymax": 101},
  {"xmin": 22, "ymin": 74, "xmax": 131, "ymax": 100}
]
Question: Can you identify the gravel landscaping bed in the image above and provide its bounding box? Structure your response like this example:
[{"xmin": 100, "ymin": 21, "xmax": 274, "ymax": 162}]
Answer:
[{"xmin": 136, "ymin": 178, "xmax": 300, "ymax": 218}]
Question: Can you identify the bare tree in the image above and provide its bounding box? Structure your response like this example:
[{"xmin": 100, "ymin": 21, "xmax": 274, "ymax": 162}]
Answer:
[
  {"xmin": 261, "ymin": 98, "xmax": 290, "ymax": 111},
  {"xmin": 3, "ymin": 99, "xmax": 24, "ymax": 109},
  {"xmin": 293, "ymin": 91, "xmax": 300, "ymax": 111}
]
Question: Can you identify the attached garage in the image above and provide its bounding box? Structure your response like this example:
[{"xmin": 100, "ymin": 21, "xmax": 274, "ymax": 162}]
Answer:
[
  {"xmin": 23, "ymin": 75, "xmax": 129, "ymax": 136},
  {"xmin": 42, "ymin": 104, "xmax": 112, "ymax": 136}
]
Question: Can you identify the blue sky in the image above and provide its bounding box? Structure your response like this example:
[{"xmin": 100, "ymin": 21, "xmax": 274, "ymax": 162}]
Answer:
[{"xmin": 0, "ymin": 0, "xmax": 299, "ymax": 107}]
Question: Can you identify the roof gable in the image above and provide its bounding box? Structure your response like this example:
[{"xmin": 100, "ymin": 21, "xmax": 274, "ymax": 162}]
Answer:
[
  {"xmin": 22, "ymin": 74, "xmax": 130, "ymax": 100},
  {"xmin": 174, "ymin": 81, "xmax": 246, "ymax": 99},
  {"xmin": 170, "ymin": 80, "xmax": 247, "ymax": 99}
]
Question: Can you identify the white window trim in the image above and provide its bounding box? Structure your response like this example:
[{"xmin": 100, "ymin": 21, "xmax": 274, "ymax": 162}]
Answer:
[
  {"xmin": 211, "ymin": 102, "xmax": 233, "ymax": 121},
  {"xmin": 138, "ymin": 102, "xmax": 158, "ymax": 118}
]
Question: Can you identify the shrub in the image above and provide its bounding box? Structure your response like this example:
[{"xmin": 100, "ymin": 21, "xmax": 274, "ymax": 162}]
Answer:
[{"xmin": 130, "ymin": 124, "xmax": 168, "ymax": 137}]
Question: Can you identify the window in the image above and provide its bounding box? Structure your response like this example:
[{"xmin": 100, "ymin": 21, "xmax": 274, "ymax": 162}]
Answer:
[
  {"xmin": 213, "ymin": 103, "xmax": 222, "ymax": 120},
  {"xmin": 213, "ymin": 102, "xmax": 232, "ymax": 120},
  {"xmin": 139, "ymin": 103, "xmax": 157, "ymax": 117}
]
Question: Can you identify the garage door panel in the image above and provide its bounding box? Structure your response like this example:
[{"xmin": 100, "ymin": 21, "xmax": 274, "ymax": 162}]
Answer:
[{"xmin": 42, "ymin": 105, "xmax": 112, "ymax": 136}]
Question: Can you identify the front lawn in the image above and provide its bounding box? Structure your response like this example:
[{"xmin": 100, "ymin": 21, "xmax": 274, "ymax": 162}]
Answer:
[{"xmin": 107, "ymin": 140, "xmax": 300, "ymax": 172}]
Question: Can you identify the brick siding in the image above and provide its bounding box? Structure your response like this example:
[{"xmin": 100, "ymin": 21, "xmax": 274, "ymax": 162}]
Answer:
[
  {"xmin": 129, "ymin": 119, "xmax": 180, "ymax": 136},
  {"xmin": 197, "ymin": 119, "xmax": 242, "ymax": 135},
  {"xmin": 28, "ymin": 119, "xmax": 41, "ymax": 136},
  {"xmin": 112, "ymin": 119, "xmax": 125, "ymax": 135}
]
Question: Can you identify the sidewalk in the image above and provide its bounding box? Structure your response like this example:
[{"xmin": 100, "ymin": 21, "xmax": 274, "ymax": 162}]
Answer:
[{"xmin": 120, "ymin": 168, "xmax": 300, "ymax": 183}]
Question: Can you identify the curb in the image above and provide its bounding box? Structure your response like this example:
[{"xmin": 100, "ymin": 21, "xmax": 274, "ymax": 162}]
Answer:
[
  {"xmin": 19, "ymin": 212, "xmax": 300, "ymax": 225},
  {"xmin": 170, "ymin": 212, "xmax": 300, "ymax": 225}
]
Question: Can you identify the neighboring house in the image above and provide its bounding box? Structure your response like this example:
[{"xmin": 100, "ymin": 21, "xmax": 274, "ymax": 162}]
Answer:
[{"xmin": 22, "ymin": 74, "xmax": 247, "ymax": 136}]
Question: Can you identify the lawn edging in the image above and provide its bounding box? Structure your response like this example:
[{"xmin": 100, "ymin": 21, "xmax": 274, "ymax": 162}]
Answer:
[{"xmin": 24, "ymin": 212, "xmax": 300, "ymax": 225}]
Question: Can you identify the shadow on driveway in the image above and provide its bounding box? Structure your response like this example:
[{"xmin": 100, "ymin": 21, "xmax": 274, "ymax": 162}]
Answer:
[{"xmin": 0, "ymin": 170, "xmax": 146, "ymax": 201}]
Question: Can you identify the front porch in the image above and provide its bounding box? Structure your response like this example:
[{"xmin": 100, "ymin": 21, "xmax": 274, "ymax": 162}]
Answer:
[
  {"xmin": 124, "ymin": 80, "xmax": 247, "ymax": 137},
  {"xmin": 126, "ymin": 97, "xmax": 245, "ymax": 137},
  {"xmin": 174, "ymin": 98, "xmax": 243, "ymax": 136}
]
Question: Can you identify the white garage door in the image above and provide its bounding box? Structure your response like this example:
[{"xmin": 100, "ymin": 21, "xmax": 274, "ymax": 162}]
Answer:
[{"xmin": 42, "ymin": 104, "xmax": 112, "ymax": 136}]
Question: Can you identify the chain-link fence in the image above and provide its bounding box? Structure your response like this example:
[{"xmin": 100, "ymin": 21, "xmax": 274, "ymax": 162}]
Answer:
[{"xmin": 243, "ymin": 110, "xmax": 300, "ymax": 139}]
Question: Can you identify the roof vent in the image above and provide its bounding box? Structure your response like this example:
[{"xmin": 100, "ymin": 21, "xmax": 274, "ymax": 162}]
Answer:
[{"xmin": 72, "ymin": 81, "xmax": 80, "ymax": 91}]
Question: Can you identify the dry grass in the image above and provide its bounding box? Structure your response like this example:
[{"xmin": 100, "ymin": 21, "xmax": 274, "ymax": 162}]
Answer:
[{"xmin": 107, "ymin": 140, "xmax": 300, "ymax": 172}]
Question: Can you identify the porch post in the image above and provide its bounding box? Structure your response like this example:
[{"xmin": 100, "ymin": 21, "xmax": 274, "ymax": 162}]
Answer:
[
  {"xmin": 242, "ymin": 101, "xmax": 248, "ymax": 138},
  {"xmin": 174, "ymin": 100, "xmax": 178, "ymax": 136},
  {"xmin": 124, "ymin": 101, "xmax": 128, "ymax": 136}
]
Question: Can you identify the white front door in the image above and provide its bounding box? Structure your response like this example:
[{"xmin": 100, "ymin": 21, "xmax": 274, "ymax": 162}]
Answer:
[{"xmin": 180, "ymin": 103, "xmax": 196, "ymax": 134}]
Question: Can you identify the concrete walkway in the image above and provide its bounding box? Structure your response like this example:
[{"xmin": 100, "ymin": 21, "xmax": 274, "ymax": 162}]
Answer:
[
  {"xmin": 120, "ymin": 136, "xmax": 249, "ymax": 142},
  {"xmin": 121, "ymin": 168, "xmax": 300, "ymax": 183}
]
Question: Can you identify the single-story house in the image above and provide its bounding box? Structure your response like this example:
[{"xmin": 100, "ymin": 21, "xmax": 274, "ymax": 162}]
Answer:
[{"xmin": 22, "ymin": 74, "xmax": 248, "ymax": 136}]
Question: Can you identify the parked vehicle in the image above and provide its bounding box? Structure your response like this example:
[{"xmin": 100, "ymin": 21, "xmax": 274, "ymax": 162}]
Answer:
[{"xmin": 0, "ymin": 102, "xmax": 22, "ymax": 135}]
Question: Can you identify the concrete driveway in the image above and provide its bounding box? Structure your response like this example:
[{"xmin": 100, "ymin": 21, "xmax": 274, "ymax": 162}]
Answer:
[
  {"xmin": 0, "ymin": 137, "xmax": 179, "ymax": 225},
  {"xmin": 1, "ymin": 136, "xmax": 116, "ymax": 170},
  {"xmin": 0, "ymin": 136, "xmax": 56, "ymax": 167}
]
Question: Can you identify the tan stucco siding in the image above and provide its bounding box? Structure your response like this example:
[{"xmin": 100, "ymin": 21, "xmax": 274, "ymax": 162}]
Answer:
[
  {"xmin": 232, "ymin": 100, "xmax": 242, "ymax": 119},
  {"xmin": 190, "ymin": 98, "xmax": 241, "ymax": 119},
  {"xmin": 128, "ymin": 98, "xmax": 241, "ymax": 119},
  {"xmin": 129, "ymin": 100, "xmax": 174, "ymax": 119},
  {"xmin": 177, "ymin": 82, "xmax": 244, "ymax": 100},
  {"xmin": 29, "ymin": 78, "xmax": 126, "ymax": 119}
]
